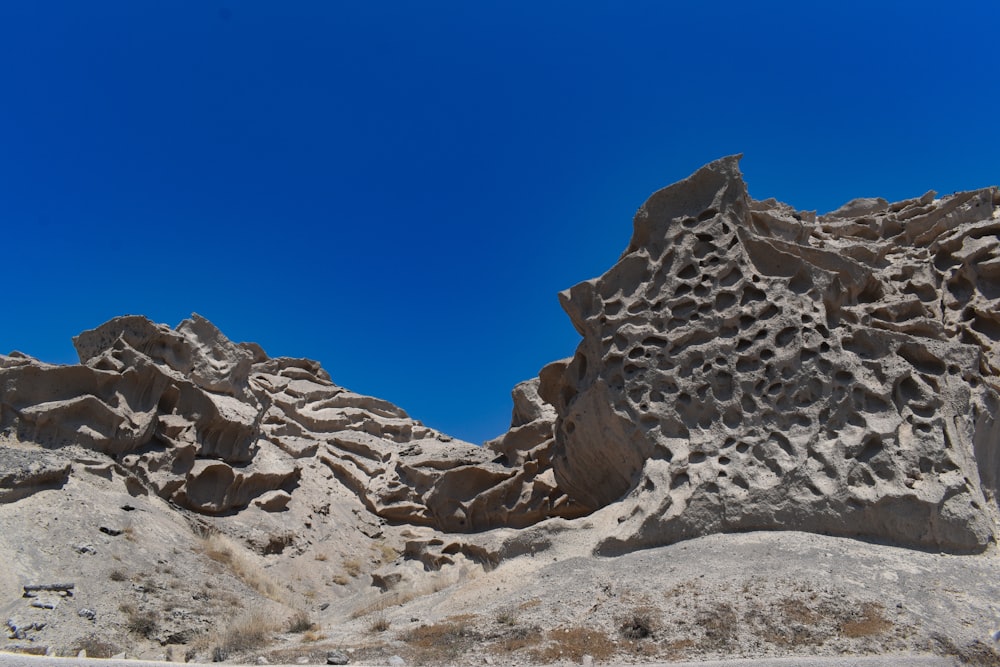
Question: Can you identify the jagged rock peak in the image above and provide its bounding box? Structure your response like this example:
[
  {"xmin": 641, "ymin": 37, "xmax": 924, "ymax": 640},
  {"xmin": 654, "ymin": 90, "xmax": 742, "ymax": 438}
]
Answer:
[{"xmin": 544, "ymin": 155, "xmax": 1000, "ymax": 553}]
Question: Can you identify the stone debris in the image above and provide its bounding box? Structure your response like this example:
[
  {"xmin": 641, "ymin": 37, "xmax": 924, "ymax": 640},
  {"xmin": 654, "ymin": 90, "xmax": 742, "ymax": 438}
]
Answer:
[
  {"xmin": 325, "ymin": 650, "xmax": 350, "ymax": 665},
  {"xmin": 5, "ymin": 618, "xmax": 45, "ymax": 640},
  {"xmin": 22, "ymin": 583, "xmax": 74, "ymax": 597}
]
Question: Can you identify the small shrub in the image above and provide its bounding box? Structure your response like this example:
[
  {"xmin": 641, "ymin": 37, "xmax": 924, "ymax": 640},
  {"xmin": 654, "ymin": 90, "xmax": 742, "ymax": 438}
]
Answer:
[
  {"xmin": 109, "ymin": 569, "xmax": 127, "ymax": 582},
  {"xmin": 619, "ymin": 607, "xmax": 657, "ymax": 640},
  {"xmin": 696, "ymin": 603, "xmax": 738, "ymax": 650},
  {"xmin": 210, "ymin": 609, "xmax": 275, "ymax": 660},
  {"xmin": 404, "ymin": 619, "xmax": 478, "ymax": 663},
  {"xmin": 73, "ymin": 636, "xmax": 120, "ymax": 659},
  {"xmin": 287, "ymin": 611, "xmax": 314, "ymax": 633},
  {"xmin": 368, "ymin": 613, "xmax": 390, "ymax": 633},
  {"xmin": 495, "ymin": 605, "xmax": 518, "ymax": 626},
  {"xmin": 121, "ymin": 603, "xmax": 159, "ymax": 639},
  {"xmin": 313, "ymin": 552, "xmax": 328, "ymax": 562}
]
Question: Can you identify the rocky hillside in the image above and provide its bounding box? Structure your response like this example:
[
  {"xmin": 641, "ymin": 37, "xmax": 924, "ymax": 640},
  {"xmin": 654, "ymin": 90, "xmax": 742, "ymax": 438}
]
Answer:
[{"xmin": 2, "ymin": 156, "xmax": 999, "ymax": 664}]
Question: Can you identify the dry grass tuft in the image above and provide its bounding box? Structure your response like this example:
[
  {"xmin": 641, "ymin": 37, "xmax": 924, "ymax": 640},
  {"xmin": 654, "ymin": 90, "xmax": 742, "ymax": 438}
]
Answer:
[
  {"xmin": 619, "ymin": 606, "xmax": 658, "ymax": 640},
  {"xmin": 287, "ymin": 611, "xmax": 315, "ymax": 633},
  {"xmin": 342, "ymin": 558, "xmax": 363, "ymax": 578},
  {"xmin": 780, "ymin": 597, "xmax": 819, "ymax": 625},
  {"xmin": 403, "ymin": 618, "xmax": 479, "ymax": 663},
  {"xmin": 838, "ymin": 602, "xmax": 892, "ymax": 638},
  {"xmin": 494, "ymin": 605, "xmax": 518, "ymax": 626},
  {"xmin": 532, "ymin": 627, "xmax": 615, "ymax": 663},
  {"xmin": 120, "ymin": 603, "xmax": 159, "ymax": 639},
  {"xmin": 301, "ymin": 629, "xmax": 326, "ymax": 643},
  {"xmin": 377, "ymin": 542, "xmax": 398, "ymax": 564},
  {"xmin": 696, "ymin": 602, "xmax": 738, "ymax": 651},
  {"xmin": 199, "ymin": 531, "xmax": 287, "ymax": 603},
  {"xmin": 73, "ymin": 636, "xmax": 120, "ymax": 659},
  {"xmin": 208, "ymin": 609, "xmax": 276, "ymax": 661}
]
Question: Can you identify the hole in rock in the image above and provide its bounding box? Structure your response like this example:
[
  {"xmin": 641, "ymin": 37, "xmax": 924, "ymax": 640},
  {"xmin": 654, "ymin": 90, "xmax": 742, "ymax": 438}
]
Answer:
[
  {"xmin": 741, "ymin": 285, "xmax": 767, "ymax": 305},
  {"xmin": 670, "ymin": 472, "xmax": 690, "ymax": 489},
  {"xmin": 775, "ymin": 327, "xmax": 798, "ymax": 347},
  {"xmin": 719, "ymin": 267, "xmax": 742, "ymax": 287},
  {"xmin": 677, "ymin": 264, "xmax": 699, "ymax": 280},
  {"xmin": 855, "ymin": 435, "xmax": 883, "ymax": 463}
]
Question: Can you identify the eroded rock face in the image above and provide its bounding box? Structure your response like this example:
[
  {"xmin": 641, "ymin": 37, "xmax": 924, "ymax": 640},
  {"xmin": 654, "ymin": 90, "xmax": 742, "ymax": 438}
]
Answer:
[
  {"xmin": 0, "ymin": 314, "xmax": 582, "ymax": 528},
  {"xmin": 549, "ymin": 155, "xmax": 1000, "ymax": 553},
  {"xmin": 1, "ymin": 157, "xmax": 997, "ymax": 556}
]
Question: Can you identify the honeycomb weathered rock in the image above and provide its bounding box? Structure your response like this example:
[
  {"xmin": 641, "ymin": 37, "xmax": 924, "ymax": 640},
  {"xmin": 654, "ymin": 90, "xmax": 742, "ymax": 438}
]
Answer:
[
  {"xmin": 547, "ymin": 155, "xmax": 999, "ymax": 553},
  {"xmin": 1, "ymin": 156, "xmax": 997, "ymax": 555}
]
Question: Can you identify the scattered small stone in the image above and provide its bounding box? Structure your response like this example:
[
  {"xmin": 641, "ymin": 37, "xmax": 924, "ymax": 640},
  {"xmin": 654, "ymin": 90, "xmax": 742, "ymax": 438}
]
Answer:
[
  {"xmin": 121, "ymin": 504, "xmax": 136, "ymax": 511},
  {"xmin": 78, "ymin": 608, "xmax": 97, "ymax": 621},
  {"xmin": 318, "ymin": 602, "xmax": 330, "ymax": 611},
  {"xmin": 388, "ymin": 656, "xmax": 405, "ymax": 667},
  {"xmin": 6, "ymin": 618, "xmax": 46, "ymax": 639},
  {"xmin": 23, "ymin": 583, "xmax": 74, "ymax": 597},
  {"xmin": 74, "ymin": 544, "xmax": 97, "ymax": 555},
  {"xmin": 99, "ymin": 525, "xmax": 123, "ymax": 536},
  {"xmin": 581, "ymin": 655, "xmax": 594, "ymax": 667},
  {"xmin": 31, "ymin": 599, "xmax": 58, "ymax": 610},
  {"xmin": 253, "ymin": 490, "xmax": 292, "ymax": 512},
  {"xmin": 326, "ymin": 650, "xmax": 350, "ymax": 665},
  {"xmin": 78, "ymin": 650, "xmax": 87, "ymax": 658},
  {"xmin": 256, "ymin": 656, "xmax": 270, "ymax": 665},
  {"xmin": 295, "ymin": 657, "xmax": 309, "ymax": 664}
]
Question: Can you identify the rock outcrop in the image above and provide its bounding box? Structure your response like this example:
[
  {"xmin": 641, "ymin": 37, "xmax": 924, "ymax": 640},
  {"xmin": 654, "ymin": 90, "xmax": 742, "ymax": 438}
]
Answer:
[
  {"xmin": 1, "ymin": 156, "xmax": 997, "ymax": 556},
  {"xmin": 0, "ymin": 314, "xmax": 581, "ymax": 528},
  {"xmin": 546, "ymin": 155, "xmax": 999, "ymax": 553}
]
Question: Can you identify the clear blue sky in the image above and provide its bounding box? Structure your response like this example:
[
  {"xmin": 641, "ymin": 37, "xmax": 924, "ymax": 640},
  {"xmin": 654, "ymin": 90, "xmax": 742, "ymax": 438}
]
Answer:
[{"xmin": 2, "ymin": 2, "xmax": 998, "ymax": 444}]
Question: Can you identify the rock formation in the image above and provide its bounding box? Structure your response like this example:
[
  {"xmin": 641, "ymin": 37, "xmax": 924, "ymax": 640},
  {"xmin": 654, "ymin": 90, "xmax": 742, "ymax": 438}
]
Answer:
[
  {"xmin": 3, "ymin": 156, "xmax": 1000, "ymax": 664},
  {"xmin": 546, "ymin": 155, "xmax": 1000, "ymax": 553},
  {"xmin": 0, "ymin": 314, "xmax": 580, "ymax": 529},
  {"xmin": 2, "ymin": 156, "xmax": 998, "ymax": 557}
]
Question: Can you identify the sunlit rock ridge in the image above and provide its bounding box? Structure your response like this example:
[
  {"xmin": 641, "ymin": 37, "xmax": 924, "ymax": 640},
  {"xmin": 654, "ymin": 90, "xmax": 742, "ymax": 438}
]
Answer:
[{"xmin": 2, "ymin": 155, "xmax": 998, "ymax": 555}]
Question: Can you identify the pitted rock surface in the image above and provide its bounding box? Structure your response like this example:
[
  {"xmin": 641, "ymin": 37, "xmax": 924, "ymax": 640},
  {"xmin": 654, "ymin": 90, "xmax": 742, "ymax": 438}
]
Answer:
[
  {"xmin": 549, "ymin": 155, "xmax": 999, "ymax": 553},
  {"xmin": 0, "ymin": 157, "xmax": 997, "ymax": 557}
]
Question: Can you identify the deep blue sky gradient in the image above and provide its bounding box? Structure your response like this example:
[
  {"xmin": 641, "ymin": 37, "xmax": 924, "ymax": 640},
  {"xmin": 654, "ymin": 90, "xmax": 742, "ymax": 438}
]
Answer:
[{"xmin": 2, "ymin": 2, "xmax": 998, "ymax": 443}]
